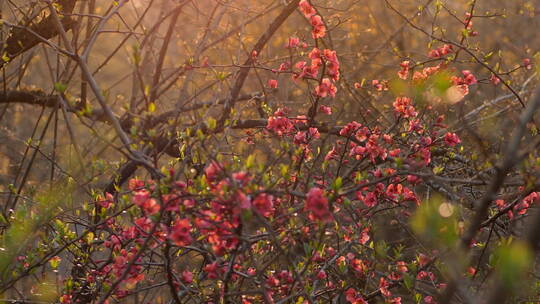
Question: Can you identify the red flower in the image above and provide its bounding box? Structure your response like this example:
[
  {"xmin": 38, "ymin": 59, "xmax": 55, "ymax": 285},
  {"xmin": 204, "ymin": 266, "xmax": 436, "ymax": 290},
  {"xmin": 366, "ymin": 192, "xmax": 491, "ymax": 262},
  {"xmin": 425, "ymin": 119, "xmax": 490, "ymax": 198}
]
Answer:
[
  {"xmin": 168, "ymin": 219, "xmax": 192, "ymax": 247},
  {"xmin": 396, "ymin": 261, "xmax": 408, "ymax": 273},
  {"xmin": 133, "ymin": 190, "xmax": 160, "ymax": 215},
  {"xmin": 253, "ymin": 193, "xmax": 274, "ymax": 217},
  {"xmin": 143, "ymin": 198, "xmax": 160, "ymax": 215},
  {"xmin": 443, "ymin": 132, "xmax": 461, "ymax": 146},
  {"xmin": 345, "ymin": 288, "xmax": 368, "ymax": 304},
  {"xmin": 60, "ymin": 295, "xmax": 72, "ymax": 304},
  {"xmin": 267, "ymin": 79, "xmax": 278, "ymax": 89},
  {"xmin": 389, "ymin": 297, "xmax": 402, "ymax": 304},
  {"xmin": 379, "ymin": 277, "xmax": 391, "ymax": 297},
  {"xmin": 305, "ymin": 187, "xmax": 332, "ymax": 222},
  {"xmin": 203, "ymin": 262, "xmax": 220, "ymax": 279},
  {"xmin": 133, "ymin": 189, "xmax": 150, "ymax": 206},
  {"xmin": 135, "ymin": 217, "xmax": 153, "ymax": 233},
  {"xmin": 205, "ymin": 161, "xmax": 222, "ymax": 182}
]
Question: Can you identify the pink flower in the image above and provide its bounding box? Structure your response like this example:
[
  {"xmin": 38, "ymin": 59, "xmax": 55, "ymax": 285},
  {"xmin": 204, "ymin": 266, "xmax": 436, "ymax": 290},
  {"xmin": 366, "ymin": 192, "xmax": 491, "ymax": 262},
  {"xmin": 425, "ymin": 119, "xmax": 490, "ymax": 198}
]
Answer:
[
  {"xmin": 490, "ymin": 74, "xmax": 501, "ymax": 85},
  {"xmin": 444, "ymin": 132, "xmax": 461, "ymax": 146},
  {"xmin": 142, "ymin": 198, "xmax": 160, "ymax": 215},
  {"xmin": 267, "ymin": 79, "xmax": 278, "ymax": 89},
  {"xmin": 359, "ymin": 228, "xmax": 370, "ymax": 244},
  {"xmin": 323, "ymin": 49, "xmax": 340, "ymax": 81},
  {"xmin": 428, "ymin": 49, "xmax": 441, "ymax": 58},
  {"xmin": 278, "ymin": 62, "xmax": 290, "ymax": 72},
  {"xmin": 266, "ymin": 110, "xmax": 294, "ymax": 136},
  {"xmin": 135, "ymin": 217, "xmax": 153, "ymax": 232},
  {"xmin": 310, "ymin": 15, "xmax": 326, "ymax": 39},
  {"xmin": 286, "ymin": 37, "xmax": 300, "ymax": 48},
  {"xmin": 363, "ymin": 192, "xmax": 378, "ymax": 208},
  {"xmin": 523, "ymin": 58, "xmax": 533, "ymax": 70},
  {"xmin": 133, "ymin": 189, "xmax": 150, "ymax": 206},
  {"xmin": 205, "ymin": 161, "xmax": 222, "ymax": 182},
  {"xmin": 308, "ymin": 127, "xmax": 321, "ymax": 139},
  {"xmin": 316, "ymin": 270, "xmax": 327, "ymax": 279},
  {"xmin": 372, "ymin": 79, "xmax": 388, "ymax": 91},
  {"xmin": 397, "ymin": 60, "xmax": 409, "ymax": 80},
  {"xmin": 299, "ymin": 0, "xmax": 316, "ymax": 18},
  {"xmin": 181, "ymin": 270, "xmax": 193, "ymax": 284},
  {"xmin": 428, "ymin": 44, "xmax": 453, "ymax": 58},
  {"xmin": 98, "ymin": 192, "xmax": 114, "ymax": 208},
  {"xmin": 128, "ymin": 178, "xmax": 145, "ymax": 190},
  {"xmin": 340, "ymin": 121, "xmax": 362, "ymax": 137},
  {"xmin": 309, "ymin": 48, "xmax": 322, "ymax": 66},
  {"xmin": 237, "ymin": 191, "xmax": 251, "ymax": 210},
  {"xmin": 315, "ymin": 78, "xmax": 337, "ymax": 98},
  {"xmin": 319, "ymin": 105, "xmax": 332, "ymax": 114},
  {"xmin": 440, "ymin": 44, "xmax": 453, "ymax": 55},
  {"xmin": 462, "ymin": 70, "xmax": 477, "ymax": 85},
  {"xmin": 393, "ymin": 97, "xmax": 417, "ymax": 118},
  {"xmin": 294, "ymin": 131, "xmax": 308, "ymax": 145},
  {"xmin": 305, "ymin": 187, "xmax": 332, "ymax": 222}
]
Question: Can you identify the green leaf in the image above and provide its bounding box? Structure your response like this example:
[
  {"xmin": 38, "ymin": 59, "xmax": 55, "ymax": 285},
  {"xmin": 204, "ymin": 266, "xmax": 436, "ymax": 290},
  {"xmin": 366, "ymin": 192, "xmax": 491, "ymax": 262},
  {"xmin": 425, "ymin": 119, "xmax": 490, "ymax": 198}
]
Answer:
[
  {"xmin": 333, "ymin": 177, "xmax": 343, "ymax": 191},
  {"xmin": 410, "ymin": 195, "xmax": 459, "ymax": 246},
  {"xmin": 49, "ymin": 256, "xmax": 61, "ymax": 269},
  {"xmin": 246, "ymin": 154, "xmax": 255, "ymax": 169},
  {"xmin": 54, "ymin": 82, "xmax": 67, "ymax": 93},
  {"xmin": 148, "ymin": 102, "xmax": 156, "ymax": 113},
  {"xmin": 206, "ymin": 117, "xmax": 217, "ymax": 130},
  {"xmin": 495, "ymin": 241, "xmax": 532, "ymax": 287}
]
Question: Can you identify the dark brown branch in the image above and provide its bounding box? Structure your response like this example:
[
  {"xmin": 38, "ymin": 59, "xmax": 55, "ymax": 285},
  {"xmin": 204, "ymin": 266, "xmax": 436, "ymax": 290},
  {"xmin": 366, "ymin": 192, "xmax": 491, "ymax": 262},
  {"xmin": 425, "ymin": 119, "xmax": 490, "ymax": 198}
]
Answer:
[
  {"xmin": 0, "ymin": 89, "xmax": 115, "ymax": 123},
  {"xmin": 1, "ymin": 0, "xmax": 77, "ymax": 67},
  {"xmin": 439, "ymin": 88, "xmax": 540, "ymax": 304},
  {"xmin": 217, "ymin": 0, "xmax": 301, "ymax": 128},
  {"xmin": 0, "ymin": 90, "xmax": 58, "ymax": 107}
]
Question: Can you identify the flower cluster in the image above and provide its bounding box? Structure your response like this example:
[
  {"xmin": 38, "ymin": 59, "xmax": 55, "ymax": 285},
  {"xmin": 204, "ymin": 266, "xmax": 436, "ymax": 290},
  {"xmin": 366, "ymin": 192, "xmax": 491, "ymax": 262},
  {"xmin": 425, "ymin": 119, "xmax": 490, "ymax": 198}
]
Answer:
[{"xmin": 299, "ymin": 0, "xmax": 326, "ymax": 39}]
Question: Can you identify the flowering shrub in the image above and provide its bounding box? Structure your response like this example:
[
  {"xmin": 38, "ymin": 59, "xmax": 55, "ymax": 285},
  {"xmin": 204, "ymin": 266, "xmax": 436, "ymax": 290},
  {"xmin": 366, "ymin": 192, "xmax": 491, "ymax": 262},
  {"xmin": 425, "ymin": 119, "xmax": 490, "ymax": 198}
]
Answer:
[{"xmin": 0, "ymin": 0, "xmax": 539, "ymax": 304}]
